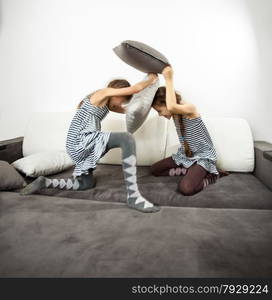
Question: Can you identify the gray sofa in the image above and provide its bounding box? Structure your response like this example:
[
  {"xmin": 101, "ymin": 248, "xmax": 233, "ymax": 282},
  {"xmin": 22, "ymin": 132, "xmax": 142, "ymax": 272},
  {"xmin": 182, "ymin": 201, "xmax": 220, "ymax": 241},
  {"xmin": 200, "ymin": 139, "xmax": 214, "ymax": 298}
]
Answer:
[{"xmin": 0, "ymin": 137, "xmax": 272, "ymax": 277}]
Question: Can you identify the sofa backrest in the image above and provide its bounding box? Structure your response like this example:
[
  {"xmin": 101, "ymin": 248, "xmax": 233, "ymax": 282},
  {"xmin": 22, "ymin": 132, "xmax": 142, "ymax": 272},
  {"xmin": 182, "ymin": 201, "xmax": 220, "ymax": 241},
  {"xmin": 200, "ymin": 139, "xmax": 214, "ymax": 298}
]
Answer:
[
  {"xmin": 23, "ymin": 110, "xmax": 255, "ymax": 172},
  {"xmin": 99, "ymin": 110, "xmax": 167, "ymax": 166},
  {"xmin": 23, "ymin": 111, "xmax": 75, "ymax": 156}
]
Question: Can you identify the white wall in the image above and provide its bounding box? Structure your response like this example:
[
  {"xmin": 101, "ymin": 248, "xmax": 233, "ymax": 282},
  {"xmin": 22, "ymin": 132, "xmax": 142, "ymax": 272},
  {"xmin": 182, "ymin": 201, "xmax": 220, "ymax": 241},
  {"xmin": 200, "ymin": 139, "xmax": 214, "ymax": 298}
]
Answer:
[
  {"xmin": 0, "ymin": 0, "xmax": 271, "ymax": 142},
  {"xmin": 245, "ymin": 0, "xmax": 272, "ymax": 143}
]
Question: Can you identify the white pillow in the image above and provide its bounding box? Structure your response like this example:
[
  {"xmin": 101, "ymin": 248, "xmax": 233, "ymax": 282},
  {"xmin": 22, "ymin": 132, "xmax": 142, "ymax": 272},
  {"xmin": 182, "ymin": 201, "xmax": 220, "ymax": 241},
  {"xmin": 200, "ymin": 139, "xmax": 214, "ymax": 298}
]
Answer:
[
  {"xmin": 125, "ymin": 75, "xmax": 160, "ymax": 134},
  {"xmin": 11, "ymin": 151, "xmax": 74, "ymax": 177}
]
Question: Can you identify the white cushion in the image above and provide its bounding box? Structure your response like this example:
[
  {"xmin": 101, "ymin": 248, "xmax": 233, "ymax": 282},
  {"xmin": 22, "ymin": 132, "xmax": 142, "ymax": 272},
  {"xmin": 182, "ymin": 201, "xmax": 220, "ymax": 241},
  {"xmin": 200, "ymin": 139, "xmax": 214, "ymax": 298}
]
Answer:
[
  {"xmin": 165, "ymin": 116, "xmax": 254, "ymax": 172},
  {"xmin": 125, "ymin": 75, "xmax": 160, "ymax": 134},
  {"xmin": 23, "ymin": 110, "xmax": 255, "ymax": 172},
  {"xmin": 99, "ymin": 109, "xmax": 167, "ymax": 166},
  {"xmin": 12, "ymin": 151, "xmax": 74, "ymax": 177},
  {"xmin": 23, "ymin": 111, "xmax": 75, "ymax": 156}
]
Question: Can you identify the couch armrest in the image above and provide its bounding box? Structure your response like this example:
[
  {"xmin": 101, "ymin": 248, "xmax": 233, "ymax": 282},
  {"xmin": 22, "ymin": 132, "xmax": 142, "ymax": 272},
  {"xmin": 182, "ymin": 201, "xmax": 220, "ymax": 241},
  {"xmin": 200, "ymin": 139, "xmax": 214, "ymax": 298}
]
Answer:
[
  {"xmin": 253, "ymin": 141, "xmax": 272, "ymax": 191},
  {"xmin": 0, "ymin": 136, "xmax": 24, "ymax": 164},
  {"xmin": 264, "ymin": 151, "xmax": 272, "ymax": 162}
]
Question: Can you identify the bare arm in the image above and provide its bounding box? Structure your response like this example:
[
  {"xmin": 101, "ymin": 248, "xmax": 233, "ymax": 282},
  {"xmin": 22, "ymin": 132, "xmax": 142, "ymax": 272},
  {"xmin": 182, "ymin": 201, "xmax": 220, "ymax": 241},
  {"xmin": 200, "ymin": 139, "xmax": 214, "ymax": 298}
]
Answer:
[
  {"xmin": 163, "ymin": 66, "xmax": 196, "ymax": 115},
  {"xmin": 89, "ymin": 73, "xmax": 158, "ymax": 107},
  {"xmin": 104, "ymin": 73, "xmax": 158, "ymax": 98}
]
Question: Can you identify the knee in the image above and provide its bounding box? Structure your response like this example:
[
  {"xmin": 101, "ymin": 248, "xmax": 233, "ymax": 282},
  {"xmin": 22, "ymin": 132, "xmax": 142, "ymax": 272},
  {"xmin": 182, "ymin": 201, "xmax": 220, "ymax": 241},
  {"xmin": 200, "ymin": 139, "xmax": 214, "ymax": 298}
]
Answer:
[
  {"xmin": 150, "ymin": 161, "xmax": 163, "ymax": 176},
  {"xmin": 150, "ymin": 164, "xmax": 159, "ymax": 176},
  {"xmin": 122, "ymin": 131, "xmax": 133, "ymax": 138},
  {"xmin": 178, "ymin": 181, "xmax": 195, "ymax": 196},
  {"xmin": 120, "ymin": 132, "xmax": 134, "ymax": 143},
  {"xmin": 110, "ymin": 132, "xmax": 135, "ymax": 149},
  {"xmin": 124, "ymin": 133, "xmax": 135, "ymax": 151}
]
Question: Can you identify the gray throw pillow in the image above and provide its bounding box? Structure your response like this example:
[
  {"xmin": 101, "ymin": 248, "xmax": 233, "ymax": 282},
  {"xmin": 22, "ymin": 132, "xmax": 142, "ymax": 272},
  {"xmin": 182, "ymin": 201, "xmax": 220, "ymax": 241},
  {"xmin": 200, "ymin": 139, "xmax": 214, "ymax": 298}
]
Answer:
[
  {"xmin": 113, "ymin": 40, "xmax": 170, "ymax": 73},
  {"xmin": 0, "ymin": 160, "xmax": 27, "ymax": 190},
  {"xmin": 125, "ymin": 75, "xmax": 160, "ymax": 134}
]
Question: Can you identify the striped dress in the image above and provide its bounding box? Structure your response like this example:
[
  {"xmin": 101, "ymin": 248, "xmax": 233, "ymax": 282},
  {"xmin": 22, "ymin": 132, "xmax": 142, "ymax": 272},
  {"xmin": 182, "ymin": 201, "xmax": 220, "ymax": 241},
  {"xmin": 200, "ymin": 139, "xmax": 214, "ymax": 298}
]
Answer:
[
  {"xmin": 66, "ymin": 96, "xmax": 111, "ymax": 177},
  {"xmin": 171, "ymin": 115, "xmax": 219, "ymax": 175}
]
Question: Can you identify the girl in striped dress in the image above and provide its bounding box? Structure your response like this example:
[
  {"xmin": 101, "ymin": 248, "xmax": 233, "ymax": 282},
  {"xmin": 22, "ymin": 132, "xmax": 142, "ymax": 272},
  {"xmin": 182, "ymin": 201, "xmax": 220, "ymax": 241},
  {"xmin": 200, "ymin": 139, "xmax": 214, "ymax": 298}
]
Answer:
[
  {"xmin": 150, "ymin": 66, "xmax": 229, "ymax": 196},
  {"xmin": 20, "ymin": 74, "xmax": 160, "ymax": 213}
]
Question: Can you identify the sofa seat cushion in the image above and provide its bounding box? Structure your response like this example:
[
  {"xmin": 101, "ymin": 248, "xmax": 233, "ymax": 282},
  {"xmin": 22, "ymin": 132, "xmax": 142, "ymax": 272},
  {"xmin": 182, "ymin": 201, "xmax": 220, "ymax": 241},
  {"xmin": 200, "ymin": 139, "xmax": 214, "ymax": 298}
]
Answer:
[
  {"xmin": 1, "ymin": 193, "xmax": 272, "ymax": 277},
  {"xmin": 20, "ymin": 164, "xmax": 272, "ymax": 210}
]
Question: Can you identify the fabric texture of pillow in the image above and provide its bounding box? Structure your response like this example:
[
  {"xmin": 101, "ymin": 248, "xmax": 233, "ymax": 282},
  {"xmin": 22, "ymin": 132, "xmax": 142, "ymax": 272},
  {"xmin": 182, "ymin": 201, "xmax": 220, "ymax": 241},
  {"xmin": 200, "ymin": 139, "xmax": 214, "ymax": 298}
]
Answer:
[
  {"xmin": 113, "ymin": 40, "xmax": 170, "ymax": 73},
  {"xmin": 0, "ymin": 160, "xmax": 27, "ymax": 190},
  {"xmin": 125, "ymin": 75, "xmax": 160, "ymax": 134},
  {"xmin": 11, "ymin": 151, "xmax": 74, "ymax": 177}
]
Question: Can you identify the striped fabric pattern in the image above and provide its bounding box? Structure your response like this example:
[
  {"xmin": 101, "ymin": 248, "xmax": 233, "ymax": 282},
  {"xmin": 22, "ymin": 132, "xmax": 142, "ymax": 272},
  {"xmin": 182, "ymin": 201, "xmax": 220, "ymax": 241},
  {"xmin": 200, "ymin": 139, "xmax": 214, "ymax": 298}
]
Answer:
[
  {"xmin": 171, "ymin": 115, "xmax": 219, "ymax": 175},
  {"xmin": 66, "ymin": 97, "xmax": 111, "ymax": 177}
]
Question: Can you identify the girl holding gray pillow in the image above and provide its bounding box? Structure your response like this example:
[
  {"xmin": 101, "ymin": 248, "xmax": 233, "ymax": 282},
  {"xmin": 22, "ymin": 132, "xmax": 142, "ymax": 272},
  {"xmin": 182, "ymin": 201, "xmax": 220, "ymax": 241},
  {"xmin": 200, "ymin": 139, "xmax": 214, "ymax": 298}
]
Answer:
[
  {"xmin": 150, "ymin": 66, "xmax": 229, "ymax": 196},
  {"xmin": 20, "ymin": 74, "xmax": 160, "ymax": 213}
]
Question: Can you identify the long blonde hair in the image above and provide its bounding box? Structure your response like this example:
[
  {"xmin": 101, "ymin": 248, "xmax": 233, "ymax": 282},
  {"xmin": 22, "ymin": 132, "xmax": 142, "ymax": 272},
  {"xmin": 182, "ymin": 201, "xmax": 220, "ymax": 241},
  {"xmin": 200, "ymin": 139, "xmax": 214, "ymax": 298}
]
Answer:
[
  {"xmin": 76, "ymin": 79, "xmax": 132, "ymax": 109},
  {"xmin": 152, "ymin": 86, "xmax": 193, "ymax": 158}
]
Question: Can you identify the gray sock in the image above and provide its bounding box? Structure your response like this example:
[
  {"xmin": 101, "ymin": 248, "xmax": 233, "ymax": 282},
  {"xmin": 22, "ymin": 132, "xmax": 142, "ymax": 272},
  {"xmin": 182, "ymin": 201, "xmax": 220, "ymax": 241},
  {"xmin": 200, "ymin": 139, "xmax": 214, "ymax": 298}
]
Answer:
[
  {"xmin": 106, "ymin": 132, "xmax": 160, "ymax": 213},
  {"xmin": 20, "ymin": 171, "xmax": 96, "ymax": 195},
  {"xmin": 44, "ymin": 173, "xmax": 96, "ymax": 190}
]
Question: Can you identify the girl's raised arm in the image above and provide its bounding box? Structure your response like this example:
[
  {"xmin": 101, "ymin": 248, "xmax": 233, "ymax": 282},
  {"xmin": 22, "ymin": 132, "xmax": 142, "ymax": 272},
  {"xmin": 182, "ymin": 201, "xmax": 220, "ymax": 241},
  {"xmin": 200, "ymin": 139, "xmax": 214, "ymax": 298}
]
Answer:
[
  {"xmin": 104, "ymin": 73, "xmax": 158, "ymax": 98},
  {"xmin": 88, "ymin": 73, "xmax": 158, "ymax": 107},
  {"xmin": 162, "ymin": 66, "xmax": 196, "ymax": 116}
]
